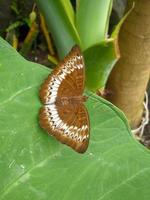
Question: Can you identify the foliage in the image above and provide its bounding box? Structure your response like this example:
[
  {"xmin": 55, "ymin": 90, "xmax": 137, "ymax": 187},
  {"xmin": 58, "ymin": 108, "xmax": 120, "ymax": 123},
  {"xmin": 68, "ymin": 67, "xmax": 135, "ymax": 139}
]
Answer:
[
  {"xmin": 35, "ymin": 0, "xmax": 117, "ymax": 91},
  {"xmin": 0, "ymin": 1, "xmax": 149, "ymax": 200},
  {"xmin": 0, "ymin": 34, "xmax": 150, "ymax": 200}
]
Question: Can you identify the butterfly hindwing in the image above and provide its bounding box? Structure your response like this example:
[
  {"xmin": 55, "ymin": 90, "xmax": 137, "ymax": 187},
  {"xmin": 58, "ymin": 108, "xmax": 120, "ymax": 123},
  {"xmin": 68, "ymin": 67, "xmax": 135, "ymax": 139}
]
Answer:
[{"xmin": 39, "ymin": 104, "xmax": 89, "ymax": 153}]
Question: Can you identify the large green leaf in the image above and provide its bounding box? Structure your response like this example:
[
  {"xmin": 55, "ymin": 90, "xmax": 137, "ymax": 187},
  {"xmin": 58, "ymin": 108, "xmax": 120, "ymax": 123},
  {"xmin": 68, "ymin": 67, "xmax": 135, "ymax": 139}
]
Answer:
[
  {"xmin": 0, "ymin": 37, "xmax": 150, "ymax": 200},
  {"xmin": 35, "ymin": 0, "xmax": 80, "ymax": 58},
  {"xmin": 76, "ymin": 0, "xmax": 113, "ymax": 50},
  {"xmin": 84, "ymin": 41, "xmax": 118, "ymax": 91}
]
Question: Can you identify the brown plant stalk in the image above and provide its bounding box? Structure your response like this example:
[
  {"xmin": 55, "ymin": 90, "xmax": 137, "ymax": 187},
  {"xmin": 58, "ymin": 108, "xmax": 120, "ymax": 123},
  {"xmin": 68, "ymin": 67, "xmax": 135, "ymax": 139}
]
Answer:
[{"xmin": 106, "ymin": 0, "xmax": 150, "ymax": 129}]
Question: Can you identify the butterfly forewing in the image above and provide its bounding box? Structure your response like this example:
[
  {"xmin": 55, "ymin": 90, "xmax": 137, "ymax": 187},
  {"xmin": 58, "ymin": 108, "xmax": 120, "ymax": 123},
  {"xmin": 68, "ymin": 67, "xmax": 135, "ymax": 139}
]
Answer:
[
  {"xmin": 39, "ymin": 45, "xmax": 90, "ymax": 153},
  {"xmin": 40, "ymin": 46, "xmax": 84, "ymax": 104}
]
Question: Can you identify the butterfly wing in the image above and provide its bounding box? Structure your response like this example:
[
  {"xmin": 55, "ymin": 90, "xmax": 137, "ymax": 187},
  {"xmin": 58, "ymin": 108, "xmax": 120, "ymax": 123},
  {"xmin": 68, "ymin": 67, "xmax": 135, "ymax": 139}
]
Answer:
[
  {"xmin": 39, "ymin": 103, "xmax": 89, "ymax": 153},
  {"xmin": 40, "ymin": 45, "xmax": 84, "ymax": 104},
  {"xmin": 39, "ymin": 45, "xmax": 90, "ymax": 153}
]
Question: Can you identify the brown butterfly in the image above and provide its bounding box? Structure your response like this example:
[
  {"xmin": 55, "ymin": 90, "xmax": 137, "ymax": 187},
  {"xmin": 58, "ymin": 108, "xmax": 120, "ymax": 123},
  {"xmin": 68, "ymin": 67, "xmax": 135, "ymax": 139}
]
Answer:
[{"xmin": 39, "ymin": 45, "xmax": 90, "ymax": 153}]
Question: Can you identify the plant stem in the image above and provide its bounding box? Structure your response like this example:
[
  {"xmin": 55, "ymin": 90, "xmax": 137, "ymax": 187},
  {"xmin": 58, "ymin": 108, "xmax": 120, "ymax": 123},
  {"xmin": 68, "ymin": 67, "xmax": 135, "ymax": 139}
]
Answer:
[
  {"xmin": 106, "ymin": 0, "xmax": 150, "ymax": 129},
  {"xmin": 20, "ymin": 22, "xmax": 38, "ymax": 57},
  {"xmin": 40, "ymin": 14, "xmax": 55, "ymax": 55}
]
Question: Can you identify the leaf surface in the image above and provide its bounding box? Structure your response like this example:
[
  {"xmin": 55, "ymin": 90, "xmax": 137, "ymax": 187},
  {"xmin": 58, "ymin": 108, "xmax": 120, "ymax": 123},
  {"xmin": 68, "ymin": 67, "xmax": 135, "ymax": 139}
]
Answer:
[
  {"xmin": 35, "ymin": 0, "xmax": 80, "ymax": 58},
  {"xmin": 84, "ymin": 41, "xmax": 118, "ymax": 91},
  {"xmin": 0, "ymin": 38, "xmax": 150, "ymax": 200},
  {"xmin": 76, "ymin": 0, "xmax": 112, "ymax": 50}
]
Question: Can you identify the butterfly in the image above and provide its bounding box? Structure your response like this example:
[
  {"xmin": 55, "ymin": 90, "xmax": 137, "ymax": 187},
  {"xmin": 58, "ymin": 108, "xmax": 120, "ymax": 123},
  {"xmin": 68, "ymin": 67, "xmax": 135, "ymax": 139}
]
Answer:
[{"xmin": 39, "ymin": 45, "xmax": 90, "ymax": 153}]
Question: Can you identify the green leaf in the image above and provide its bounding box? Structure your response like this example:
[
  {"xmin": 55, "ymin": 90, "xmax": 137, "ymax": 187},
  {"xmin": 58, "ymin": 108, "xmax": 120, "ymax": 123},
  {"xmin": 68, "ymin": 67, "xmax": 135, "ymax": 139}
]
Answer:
[
  {"xmin": 60, "ymin": 0, "xmax": 75, "ymax": 27},
  {"xmin": 0, "ymin": 37, "xmax": 150, "ymax": 200},
  {"xmin": 76, "ymin": 0, "xmax": 113, "ymax": 50},
  {"xmin": 84, "ymin": 41, "xmax": 118, "ymax": 91},
  {"xmin": 35, "ymin": 0, "xmax": 80, "ymax": 58}
]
